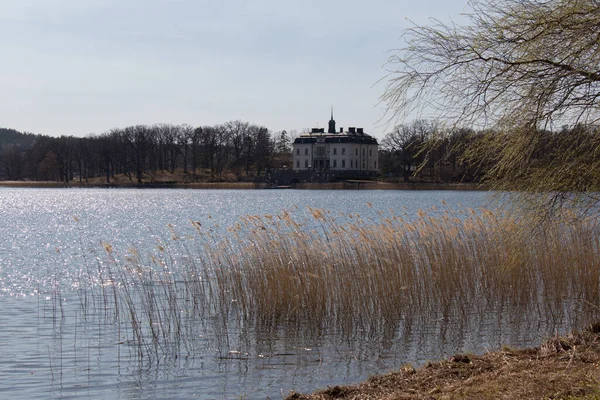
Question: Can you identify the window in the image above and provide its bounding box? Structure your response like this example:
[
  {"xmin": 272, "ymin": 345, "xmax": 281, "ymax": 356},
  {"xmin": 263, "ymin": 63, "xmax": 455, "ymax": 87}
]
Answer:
[
  {"xmin": 362, "ymin": 161, "xmax": 365, "ymax": 169},
  {"xmin": 363, "ymin": 148, "xmax": 365, "ymax": 156},
  {"xmin": 350, "ymin": 160, "xmax": 353, "ymax": 168},
  {"xmin": 296, "ymin": 160, "xmax": 300, "ymax": 168},
  {"xmin": 305, "ymin": 160, "xmax": 308, "ymax": 167},
  {"xmin": 333, "ymin": 148, "xmax": 337, "ymax": 155},
  {"xmin": 342, "ymin": 148, "xmax": 346, "ymax": 155},
  {"xmin": 369, "ymin": 149, "xmax": 372, "ymax": 156},
  {"xmin": 342, "ymin": 160, "xmax": 346, "ymax": 168},
  {"xmin": 374, "ymin": 161, "xmax": 377, "ymax": 169},
  {"xmin": 355, "ymin": 148, "xmax": 358, "ymax": 155},
  {"xmin": 296, "ymin": 148, "xmax": 300, "ymax": 155},
  {"xmin": 333, "ymin": 160, "xmax": 337, "ymax": 168},
  {"xmin": 304, "ymin": 148, "xmax": 308, "ymax": 155}
]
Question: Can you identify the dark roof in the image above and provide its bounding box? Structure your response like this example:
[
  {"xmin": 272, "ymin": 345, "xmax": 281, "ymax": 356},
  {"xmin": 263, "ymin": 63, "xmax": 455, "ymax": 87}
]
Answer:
[{"xmin": 294, "ymin": 134, "xmax": 378, "ymax": 145}]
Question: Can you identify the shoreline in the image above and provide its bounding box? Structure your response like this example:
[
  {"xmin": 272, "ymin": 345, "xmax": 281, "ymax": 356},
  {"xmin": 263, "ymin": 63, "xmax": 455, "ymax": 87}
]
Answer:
[
  {"xmin": 286, "ymin": 325, "xmax": 600, "ymax": 399},
  {"xmin": 0, "ymin": 180, "xmax": 486, "ymax": 191}
]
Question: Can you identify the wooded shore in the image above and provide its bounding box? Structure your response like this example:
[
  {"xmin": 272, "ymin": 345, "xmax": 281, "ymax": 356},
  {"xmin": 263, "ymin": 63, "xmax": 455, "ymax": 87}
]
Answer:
[{"xmin": 0, "ymin": 180, "xmax": 485, "ymax": 190}]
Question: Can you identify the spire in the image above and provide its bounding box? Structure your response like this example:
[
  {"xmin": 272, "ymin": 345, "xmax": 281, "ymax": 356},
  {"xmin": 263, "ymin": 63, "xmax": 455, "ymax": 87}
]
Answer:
[{"xmin": 328, "ymin": 106, "xmax": 336, "ymax": 134}]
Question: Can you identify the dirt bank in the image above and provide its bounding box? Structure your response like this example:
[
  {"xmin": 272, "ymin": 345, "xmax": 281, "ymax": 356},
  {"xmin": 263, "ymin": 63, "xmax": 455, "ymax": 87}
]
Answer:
[{"xmin": 287, "ymin": 325, "xmax": 600, "ymax": 400}]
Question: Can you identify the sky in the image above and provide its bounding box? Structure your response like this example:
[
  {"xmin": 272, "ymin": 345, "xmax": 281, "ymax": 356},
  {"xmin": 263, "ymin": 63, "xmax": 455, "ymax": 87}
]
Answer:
[{"xmin": 0, "ymin": 0, "xmax": 469, "ymax": 140}]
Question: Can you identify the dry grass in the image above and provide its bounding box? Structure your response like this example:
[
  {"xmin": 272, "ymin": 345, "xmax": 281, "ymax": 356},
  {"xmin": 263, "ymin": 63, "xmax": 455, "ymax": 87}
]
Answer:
[
  {"xmin": 57, "ymin": 204, "xmax": 600, "ymax": 363},
  {"xmin": 0, "ymin": 173, "xmax": 485, "ymax": 190},
  {"xmin": 213, "ymin": 206, "xmax": 600, "ymax": 335},
  {"xmin": 0, "ymin": 180, "xmax": 73, "ymax": 188},
  {"xmin": 0, "ymin": 179, "xmax": 267, "ymax": 189}
]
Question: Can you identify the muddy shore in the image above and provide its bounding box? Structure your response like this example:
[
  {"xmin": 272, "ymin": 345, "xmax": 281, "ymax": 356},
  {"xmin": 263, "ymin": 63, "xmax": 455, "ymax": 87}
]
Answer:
[{"xmin": 286, "ymin": 325, "xmax": 600, "ymax": 400}]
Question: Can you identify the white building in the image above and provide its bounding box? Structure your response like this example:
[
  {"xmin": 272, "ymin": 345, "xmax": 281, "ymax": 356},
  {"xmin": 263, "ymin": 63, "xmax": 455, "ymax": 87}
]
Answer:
[{"xmin": 292, "ymin": 111, "xmax": 379, "ymax": 176}]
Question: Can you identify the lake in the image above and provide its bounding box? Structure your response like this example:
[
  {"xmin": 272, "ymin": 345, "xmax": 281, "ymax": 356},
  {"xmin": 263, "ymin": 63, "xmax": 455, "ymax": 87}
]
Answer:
[{"xmin": 0, "ymin": 188, "xmax": 575, "ymax": 399}]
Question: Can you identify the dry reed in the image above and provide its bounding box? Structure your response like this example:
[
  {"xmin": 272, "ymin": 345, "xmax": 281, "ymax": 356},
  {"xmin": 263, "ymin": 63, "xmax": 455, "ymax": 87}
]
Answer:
[
  {"xmin": 213, "ymin": 206, "xmax": 600, "ymax": 335},
  {"xmin": 50, "ymin": 204, "xmax": 600, "ymax": 360}
]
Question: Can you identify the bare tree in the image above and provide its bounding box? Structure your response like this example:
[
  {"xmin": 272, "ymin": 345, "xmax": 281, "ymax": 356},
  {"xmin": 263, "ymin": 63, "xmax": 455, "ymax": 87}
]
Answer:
[
  {"xmin": 273, "ymin": 130, "xmax": 292, "ymax": 169},
  {"xmin": 179, "ymin": 124, "xmax": 194, "ymax": 175},
  {"xmin": 0, "ymin": 145, "xmax": 23, "ymax": 180},
  {"xmin": 381, "ymin": 120, "xmax": 430, "ymax": 182},
  {"xmin": 199, "ymin": 125, "xmax": 230, "ymax": 179},
  {"xmin": 383, "ymin": 0, "xmax": 600, "ymax": 129},
  {"xmin": 382, "ymin": 0, "xmax": 600, "ymax": 209},
  {"xmin": 275, "ymin": 130, "xmax": 291, "ymax": 155},
  {"xmin": 191, "ymin": 127, "xmax": 202, "ymax": 176},
  {"xmin": 123, "ymin": 125, "xmax": 150, "ymax": 184},
  {"xmin": 253, "ymin": 126, "xmax": 274, "ymax": 175},
  {"xmin": 224, "ymin": 120, "xmax": 250, "ymax": 178}
]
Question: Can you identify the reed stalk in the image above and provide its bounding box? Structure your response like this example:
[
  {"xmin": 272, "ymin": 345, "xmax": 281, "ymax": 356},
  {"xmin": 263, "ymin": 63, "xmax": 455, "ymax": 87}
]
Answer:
[{"xmin": 47, "ymin": 205, "xmax": 600, "ymax": 361}]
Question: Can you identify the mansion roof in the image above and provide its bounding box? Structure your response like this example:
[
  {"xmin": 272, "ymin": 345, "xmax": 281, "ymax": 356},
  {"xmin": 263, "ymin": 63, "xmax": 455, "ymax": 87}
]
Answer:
[
  {"xmin": 294, "ymin": 110, "xmax": 379, "ymax": 146},
  {"xmin": 294, "ymin": 134, "xmax": 378, "ymax": 145}
]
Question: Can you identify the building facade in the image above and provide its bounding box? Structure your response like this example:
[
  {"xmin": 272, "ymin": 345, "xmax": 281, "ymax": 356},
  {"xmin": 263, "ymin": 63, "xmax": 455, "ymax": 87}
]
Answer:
[{"xmin": 292, "ymin": 111, "xmax": 379, "ymax": 176}]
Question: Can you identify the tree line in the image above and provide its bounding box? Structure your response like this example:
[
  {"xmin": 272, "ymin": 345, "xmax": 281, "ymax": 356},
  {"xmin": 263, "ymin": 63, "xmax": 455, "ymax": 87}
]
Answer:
[
  {"xmin": 379, "ymin": 120, "xmax": 470, "ymax": 183},
  {"xmin": 0, "ymin": 122, "xmax": 293, "ymax": 183},
  {"xmin": 0, "ymin": 120, "xmax": 496, "ymax": 184},
  {"xmin": 3, "ymin": 117, "xmax": 597, "ymax": 186},
  {"xmin": 378, "ymin": 120, "xmax": 600, "ymax": 188}
]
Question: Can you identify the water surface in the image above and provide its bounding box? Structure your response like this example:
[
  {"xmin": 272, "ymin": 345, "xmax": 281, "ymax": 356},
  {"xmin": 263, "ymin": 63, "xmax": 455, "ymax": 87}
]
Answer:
[{"xmin": 0, "ymin": 188, "xmax": 562, "ymax": 399}]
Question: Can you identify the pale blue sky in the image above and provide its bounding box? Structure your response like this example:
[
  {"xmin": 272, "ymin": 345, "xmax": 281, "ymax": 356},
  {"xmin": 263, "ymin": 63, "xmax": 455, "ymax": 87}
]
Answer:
[{"xmin": 0, "ymin": 0, "xmax": 469, "ymax": 139}]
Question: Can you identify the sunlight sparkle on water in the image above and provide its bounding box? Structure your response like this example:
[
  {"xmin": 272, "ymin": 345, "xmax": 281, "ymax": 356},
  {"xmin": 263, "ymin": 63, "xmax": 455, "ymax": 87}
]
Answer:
[{"xmin": 0, "ymin": 187, "xmax": 512, "ymax": 400}]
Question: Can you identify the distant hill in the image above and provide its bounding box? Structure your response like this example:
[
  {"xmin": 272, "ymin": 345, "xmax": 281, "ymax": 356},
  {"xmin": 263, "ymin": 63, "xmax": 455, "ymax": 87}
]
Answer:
[
  {"xmin": 0, "ymin": 128, "xmax": 39, "ymax": 149},
  {"xmin": 0, "ymin": 128, "xmax": 43, "ymax": 180}
]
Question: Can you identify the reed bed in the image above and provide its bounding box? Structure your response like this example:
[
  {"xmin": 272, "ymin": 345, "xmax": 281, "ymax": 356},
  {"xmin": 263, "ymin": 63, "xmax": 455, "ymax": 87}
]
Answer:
[
  {"xmin": 215, "ymin": 207, "xmax": 600, "ymax": 334},
  {"xmin": 50, "ymin": 204, "xmax": 600, "ymax": 360}
]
